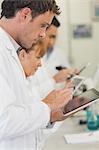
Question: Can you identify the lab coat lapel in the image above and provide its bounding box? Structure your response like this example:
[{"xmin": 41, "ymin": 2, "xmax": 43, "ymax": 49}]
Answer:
[{"xmin": 0, "ymin": 27, "xmax": 26, "ymax": 78}]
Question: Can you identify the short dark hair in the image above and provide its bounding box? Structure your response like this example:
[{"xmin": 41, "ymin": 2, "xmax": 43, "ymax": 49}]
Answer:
[
  {"xmin": 51, "ymin": 16, "xmax": 60, "ymax": 28},
  {"xmin": 1, "ymin": 0, "xmax": 60, "ymax": 19}
]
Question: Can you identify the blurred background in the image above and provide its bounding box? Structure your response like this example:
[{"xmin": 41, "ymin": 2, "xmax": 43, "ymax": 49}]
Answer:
[{"xmin": 50, "ymin": 0, "xmax": 99, "ymax": 78}]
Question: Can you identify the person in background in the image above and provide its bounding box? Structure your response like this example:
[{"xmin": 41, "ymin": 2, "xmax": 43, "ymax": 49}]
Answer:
[
  {"xmin": 30, "ymin": 39, "xmax": 77, "ymax": 99},
  {"xmin": 17, "ymin": 42, "xmax": 74, "ymax": 150},
  {"xmin": 0, "ymin": 0, "xmax": 73, "ymax": 149},
  {"xmin": 28, "ymin": 39, "xmax": 56, "ymax": 99},
  {"xmin": 41, "ymin": 16, "xmax": 79, "ymax": 87},
  {"xmin": 43, "ymin": 16, "xmax": 70, "ymax": 77},
  {"xmin": 17, "ymin": 44, "xmax": 42, "ymax": 78},
  {"xmin": 27, "ymin": 40, "xmax": 78, "ymax": 149}
]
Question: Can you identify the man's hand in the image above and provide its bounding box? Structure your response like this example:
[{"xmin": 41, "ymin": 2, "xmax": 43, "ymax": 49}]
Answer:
[
  {"xmin": 53, "ymin": 68, "xmax": 79, "ymax": 83},
  {"xmin": 50, "ymin": 109, "xmax": 66, "ymax": 122}
]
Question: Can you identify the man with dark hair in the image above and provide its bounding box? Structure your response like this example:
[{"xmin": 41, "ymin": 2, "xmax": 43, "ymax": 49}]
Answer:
[
  {"xmin": 1, "ymin": 0, "xmax": 60, "ymax": 19},
  {"xmin": 45, "ymin": 16, "xmax": 60, "ymax": 59},
  {"xmin": 0, "ymin": 0, "xmax": 73, "ymax": 149},
  {"xmin": 43, "ymin": 16, "xmax": 70, "ymax": 77},
  {"xmin": 0, "ymin": 0, "xmax": 60, "ymax": 49},
  {"xmin": 50, "ymin": 16, "xmax": 60, "ymax": 28}
]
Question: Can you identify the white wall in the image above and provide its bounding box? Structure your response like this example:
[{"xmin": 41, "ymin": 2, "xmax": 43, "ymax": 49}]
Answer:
[
  {"xmin": 55, "ymin": 0, "xmax": 70, "ymax": 56},
  {"xmin": 56, "ymin": 0, "xmax": 99, "ymax": 77}
]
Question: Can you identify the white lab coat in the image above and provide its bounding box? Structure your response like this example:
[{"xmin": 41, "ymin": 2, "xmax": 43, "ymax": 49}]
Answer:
[
  {"xmin": 29, "ymin": 65, "xmax": 55, "ymax": 99},
  {"xmin": 28, "ymin": 67, "xmax": 63, "ymax": 149},
  {"xmin": 0, "ymin": 27, "xmax": 50, "ymax": 150},
  {"xmin": 43, "ymin": 46, "xmax": 70, "ymax": 77}
]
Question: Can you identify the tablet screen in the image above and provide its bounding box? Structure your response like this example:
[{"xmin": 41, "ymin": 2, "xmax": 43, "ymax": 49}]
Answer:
[{"xmin": 63, "ymin": 88, "xmax": 99, "ymax": 115}]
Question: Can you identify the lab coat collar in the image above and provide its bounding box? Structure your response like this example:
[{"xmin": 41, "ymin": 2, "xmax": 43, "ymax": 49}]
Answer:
[
  {"xmin": 0, "ymin": 27, "xmax": 19, "ymax": 52},
  {"xmin": 0, "ymin": 27, "xmax": 26, "ymax": 78}
]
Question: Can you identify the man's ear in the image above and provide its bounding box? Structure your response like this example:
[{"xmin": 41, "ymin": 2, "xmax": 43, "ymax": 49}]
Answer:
[{"xmin": 19, "ymin": 8, "xmax": 32, "ymax": 22}]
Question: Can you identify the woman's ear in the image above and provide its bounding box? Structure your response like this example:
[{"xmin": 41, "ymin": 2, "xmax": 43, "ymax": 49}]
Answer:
[{"xmin": 18, "ymin": 49, "xmax": 27, "ymax": 61}]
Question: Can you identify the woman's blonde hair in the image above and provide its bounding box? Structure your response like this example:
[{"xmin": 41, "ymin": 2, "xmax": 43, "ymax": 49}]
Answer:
[
  {"xmin": 35, "ymin": 39, "xmax": 47, "ymax": 57},
  {"xmin": 17, "ymin": 39, "xmax": 47, "ymax": 58}
]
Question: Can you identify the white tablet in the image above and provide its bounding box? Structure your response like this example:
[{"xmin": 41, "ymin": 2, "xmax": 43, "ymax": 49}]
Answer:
[{"xmin": 63, "ymin": 88, "xmax": 99, "ymax": 117}]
